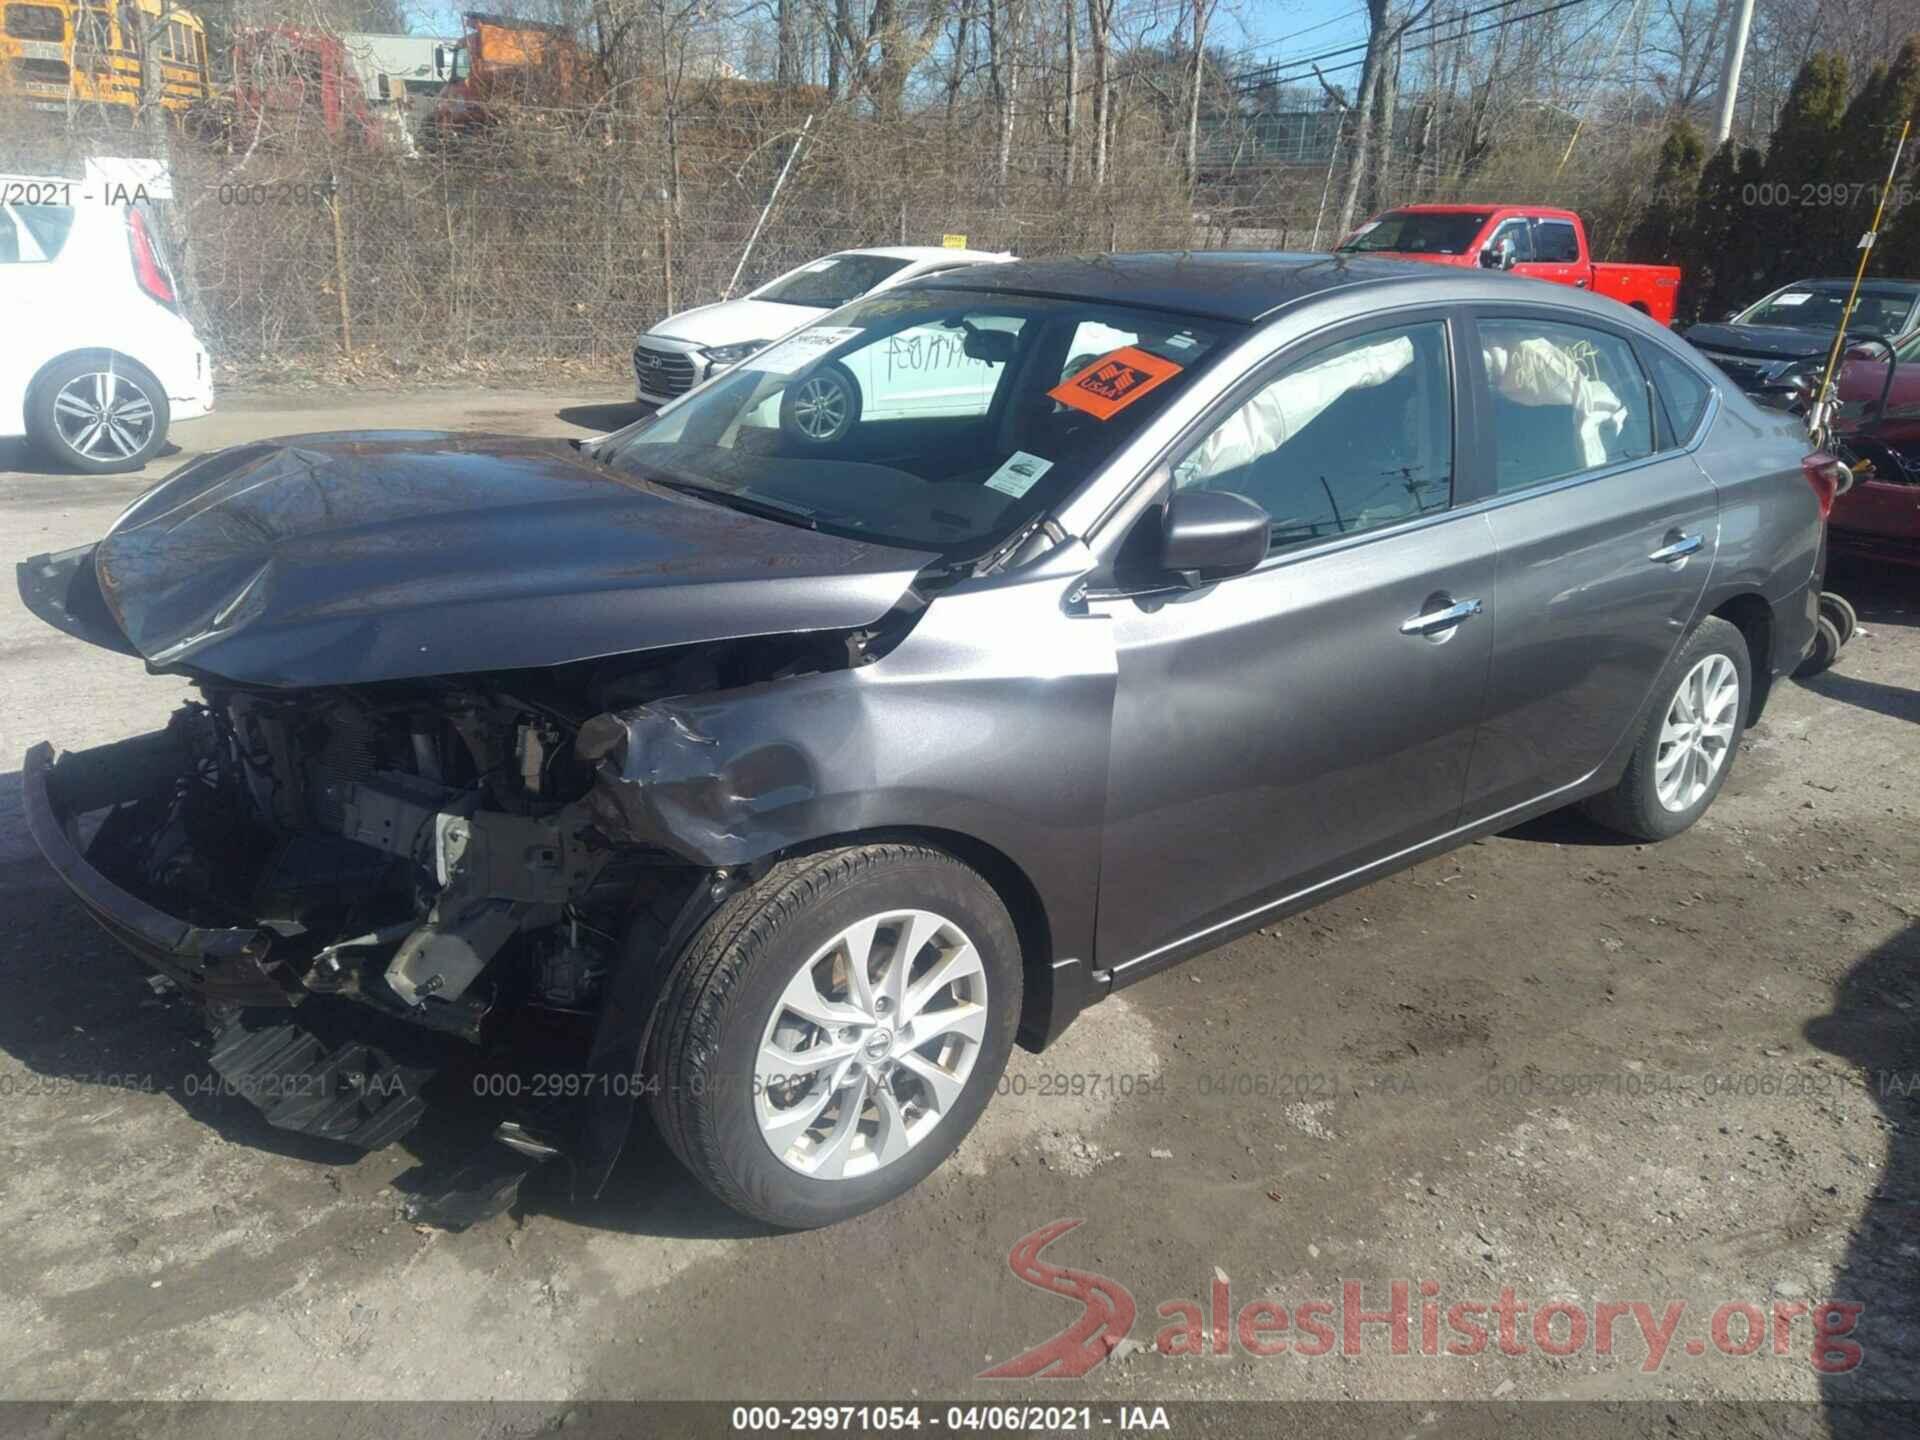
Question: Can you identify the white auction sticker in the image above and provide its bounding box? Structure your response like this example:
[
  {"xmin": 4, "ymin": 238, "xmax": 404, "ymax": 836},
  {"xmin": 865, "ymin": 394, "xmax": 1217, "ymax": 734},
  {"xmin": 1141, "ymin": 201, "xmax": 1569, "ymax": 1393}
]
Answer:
[
  {"xmin": 985, "ymin": 450, "xmax": 1054, "ymax": 498},
  {"xmin": 1773, "ymin": 292, "xmax": 1812, "ymax": 306},
  {"xmin": 748, "ymin": 326, "xmax": 863, "ymax": 376}
]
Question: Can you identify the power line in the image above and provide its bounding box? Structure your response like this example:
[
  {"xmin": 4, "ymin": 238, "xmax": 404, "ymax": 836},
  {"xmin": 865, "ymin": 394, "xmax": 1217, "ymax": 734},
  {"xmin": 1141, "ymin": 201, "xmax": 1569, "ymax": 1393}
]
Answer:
[
  {"xmin": 1231, "ymin": 0, "xmax": 1546, "ymax": 86},
  {"xmin": 1236, "ymin": 7, "xmax": 1371, "ymax": 51},
  {"xmin": 1231, "ymin": 0, "xmax": 1593, "ymax": 91}
]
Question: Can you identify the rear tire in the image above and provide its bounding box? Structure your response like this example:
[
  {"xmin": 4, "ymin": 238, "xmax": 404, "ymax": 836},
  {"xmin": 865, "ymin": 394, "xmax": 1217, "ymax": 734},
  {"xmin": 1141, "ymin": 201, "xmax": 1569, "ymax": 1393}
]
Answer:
[
  {"xmin": 646, "ymin": 844, "xmax": 1021, "ymax": 1228},
  {"xmin": 1584, "ymin": 616, "xmax": 1751, "ymax": 842},
  {"xmin": 1818, "ymin": 592, "xmax": 1857, "ymax": 647},
  {"xmin": 1794, "ymin": 615, "xmax": 1844, "ymax": 678},
  {"xmin": 25, "ymin": 354, "xmax": 170, "ymax": 474}
]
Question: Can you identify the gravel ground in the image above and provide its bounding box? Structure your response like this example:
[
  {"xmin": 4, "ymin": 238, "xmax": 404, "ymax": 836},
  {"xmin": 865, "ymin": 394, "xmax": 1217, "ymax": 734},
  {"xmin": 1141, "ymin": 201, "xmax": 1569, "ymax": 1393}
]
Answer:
[{"xmin": 0, "ymin": 391, "xmax": 1914, "ymax": 1429}]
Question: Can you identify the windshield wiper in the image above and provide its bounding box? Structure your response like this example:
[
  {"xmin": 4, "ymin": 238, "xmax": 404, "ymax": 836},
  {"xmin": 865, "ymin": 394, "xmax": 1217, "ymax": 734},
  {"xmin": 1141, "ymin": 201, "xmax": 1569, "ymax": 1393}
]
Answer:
[{"xmin": 652, "ymin": 477, "xmax": 820, "ymax": 530}]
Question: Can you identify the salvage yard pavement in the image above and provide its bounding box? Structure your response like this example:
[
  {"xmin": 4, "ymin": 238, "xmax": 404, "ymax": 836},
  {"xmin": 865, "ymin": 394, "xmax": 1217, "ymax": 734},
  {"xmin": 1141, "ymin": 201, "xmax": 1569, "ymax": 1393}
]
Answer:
[{"xmin": 0, "ymin": 387, "xmax": 1915, "ymax": 1420}]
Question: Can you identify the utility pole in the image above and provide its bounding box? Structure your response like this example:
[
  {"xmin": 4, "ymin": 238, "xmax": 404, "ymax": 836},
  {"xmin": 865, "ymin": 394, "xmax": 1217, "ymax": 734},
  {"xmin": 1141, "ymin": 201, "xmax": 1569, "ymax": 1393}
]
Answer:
[{"xmin": 1713, "ymin": 0, "xmax": 1756, "ymax": 144}]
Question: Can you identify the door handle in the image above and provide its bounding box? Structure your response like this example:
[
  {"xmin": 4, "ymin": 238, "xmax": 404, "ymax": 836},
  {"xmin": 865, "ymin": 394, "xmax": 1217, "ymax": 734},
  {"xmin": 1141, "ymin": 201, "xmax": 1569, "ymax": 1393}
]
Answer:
[
  {"xmin": 1574, "ymin": 278, "xmax": 1589, "ymax": 288},
  {"xmin": 1400, "ymin": 597, "xmax": 1483, "ymax": 636},
  {"xmin": 1648, "ymin": 533, "xmax": 1704, "ymax": 563}
]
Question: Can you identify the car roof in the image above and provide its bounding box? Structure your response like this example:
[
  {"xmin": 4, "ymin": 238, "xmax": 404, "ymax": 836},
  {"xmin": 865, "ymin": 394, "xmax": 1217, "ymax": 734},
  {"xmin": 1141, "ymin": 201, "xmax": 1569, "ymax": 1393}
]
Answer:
[
  {"xmin": 1773, "ymin": 277, "xmax": 1920, "ymax": 292},
  {"xmin": 913, "ymin": 251, "xmax": 1457, "ymax": 323},
  {"xmin": 1389, "ymin": 203, "xmax": 1569, "ymax": 216},
  {"xmin": 839, "ymin": 245, "xmax": 1013, "ymax": 264}
]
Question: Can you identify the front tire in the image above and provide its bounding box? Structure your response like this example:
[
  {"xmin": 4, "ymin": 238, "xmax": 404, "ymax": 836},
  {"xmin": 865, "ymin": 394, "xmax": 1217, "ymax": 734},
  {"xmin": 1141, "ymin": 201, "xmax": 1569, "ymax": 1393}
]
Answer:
[
  {"xmin": 647, "ymin": 845, "xmax": 1021, "ymax": 1228},
  {"xmin": 26, "ymin": 355, "xmax": 170, "ymax": 474},
  {"xmin": 1584, "ymin": 615, "xmax": 1751, "ymax": 842}
]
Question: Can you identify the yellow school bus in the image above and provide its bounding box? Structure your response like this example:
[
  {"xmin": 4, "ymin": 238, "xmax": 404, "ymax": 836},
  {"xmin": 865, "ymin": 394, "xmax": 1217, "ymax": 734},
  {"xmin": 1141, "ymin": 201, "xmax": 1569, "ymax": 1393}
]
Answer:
[{"xmin": 0, "ymin": 0, "xmax": 209, "ymax": 119}]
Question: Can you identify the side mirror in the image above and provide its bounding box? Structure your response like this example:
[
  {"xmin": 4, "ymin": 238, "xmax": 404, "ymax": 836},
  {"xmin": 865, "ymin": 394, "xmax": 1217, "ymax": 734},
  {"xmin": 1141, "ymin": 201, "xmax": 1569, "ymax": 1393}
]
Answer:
[
  {"xmin": 1723, "ymin": 309, "xmax": 1741, "ymax": 322},
  {"xmin": 1480, "ymin": 238, "xmax": 1515, "ymax": 271},
  {"xmin": 1160, "ymin": 490, "xmax": 1270, "ymax": 586}
]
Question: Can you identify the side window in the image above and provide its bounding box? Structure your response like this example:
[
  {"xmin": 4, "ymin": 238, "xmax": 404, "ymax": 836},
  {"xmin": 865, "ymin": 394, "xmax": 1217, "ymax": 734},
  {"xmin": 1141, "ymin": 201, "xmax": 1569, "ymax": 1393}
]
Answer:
[
  {"xmin": 1173, "ymin": 321, "xmax": 1453, "ymax": 553},
  {"xmin": 1534, "ymin": 220, "xmax": 1580, "ymax": 263},
  {"xmin": 1480, "ymin": 318, "xmax": 1655, "ymax": 493},
  {"xmin": 75, "ymin": 6, "xmax": 111, "ymax": 66},
  {"xmin": 1645, "ymin": 348, "xmax": 1713, "ymax": 443},
  {"xmin": 1490, "ymin": 219, "xmax": 1534, "ymax": 263}
]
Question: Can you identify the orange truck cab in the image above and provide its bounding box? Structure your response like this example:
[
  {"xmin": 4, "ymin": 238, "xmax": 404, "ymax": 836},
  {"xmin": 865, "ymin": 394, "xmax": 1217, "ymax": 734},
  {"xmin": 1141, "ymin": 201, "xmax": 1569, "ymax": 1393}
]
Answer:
[
  {"xmin": 1337, "ymin": 204, "xmax": 1684, "ymax": 326},
  {"xmin": 432, "ymin": 12, "xmax": 594, "ymax": 132}
]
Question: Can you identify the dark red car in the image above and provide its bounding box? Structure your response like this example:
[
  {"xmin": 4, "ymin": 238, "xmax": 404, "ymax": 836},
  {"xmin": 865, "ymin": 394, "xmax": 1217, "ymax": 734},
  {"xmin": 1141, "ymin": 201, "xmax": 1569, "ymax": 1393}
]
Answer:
[{"xmin": 1824, "ymin": 334, "xmax": 1920, "ymax": 565}]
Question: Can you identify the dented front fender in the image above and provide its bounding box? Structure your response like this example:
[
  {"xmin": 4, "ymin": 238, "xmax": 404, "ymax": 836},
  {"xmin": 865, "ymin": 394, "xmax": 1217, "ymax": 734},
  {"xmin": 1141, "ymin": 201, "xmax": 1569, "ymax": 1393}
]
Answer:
[{"xmin": 580, "ymin": 545, "xmax": 1117, "ymax": 977}]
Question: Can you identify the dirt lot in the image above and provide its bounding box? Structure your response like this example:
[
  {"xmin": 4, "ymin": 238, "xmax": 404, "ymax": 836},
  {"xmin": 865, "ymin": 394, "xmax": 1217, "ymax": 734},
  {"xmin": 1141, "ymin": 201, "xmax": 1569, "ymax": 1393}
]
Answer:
[{"xmin": 0, "ymin": 389, "xmax": 1915, "ymax": 1427}]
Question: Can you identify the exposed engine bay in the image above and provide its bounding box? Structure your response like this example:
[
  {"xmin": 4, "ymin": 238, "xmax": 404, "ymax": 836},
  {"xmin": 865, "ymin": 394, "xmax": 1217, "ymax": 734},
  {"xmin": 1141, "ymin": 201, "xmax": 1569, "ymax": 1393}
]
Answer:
[{"xmin": 66, "ymin": 634, "xmax": 857, "ymax": 1041}]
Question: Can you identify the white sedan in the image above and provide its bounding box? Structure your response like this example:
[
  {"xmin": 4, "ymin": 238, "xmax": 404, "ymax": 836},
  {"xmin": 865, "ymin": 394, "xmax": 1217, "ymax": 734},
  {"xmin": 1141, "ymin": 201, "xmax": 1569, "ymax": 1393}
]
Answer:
[{"xmin": 631, "ymin": 246, "xmax": 1013, "ymax": 406}]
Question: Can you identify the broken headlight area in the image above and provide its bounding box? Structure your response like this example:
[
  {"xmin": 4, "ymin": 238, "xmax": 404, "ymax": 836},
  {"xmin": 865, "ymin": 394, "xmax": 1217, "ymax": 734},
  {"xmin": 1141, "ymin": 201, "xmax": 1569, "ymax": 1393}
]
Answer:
[
  {"xmin": 46, "ymin": 678, "xmax": 648, "ymax": 1033},
  {"xmin": 39, "ymin": 631, "xmax": 867, "ymax": 1009}
]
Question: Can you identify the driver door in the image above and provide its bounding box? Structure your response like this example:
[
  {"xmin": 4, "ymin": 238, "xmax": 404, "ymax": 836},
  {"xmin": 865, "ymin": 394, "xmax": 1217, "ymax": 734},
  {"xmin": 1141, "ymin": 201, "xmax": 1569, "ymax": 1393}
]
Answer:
[{"xmin": 1091, "ymin": 313, "xmax": 1498, "ymax": 980}]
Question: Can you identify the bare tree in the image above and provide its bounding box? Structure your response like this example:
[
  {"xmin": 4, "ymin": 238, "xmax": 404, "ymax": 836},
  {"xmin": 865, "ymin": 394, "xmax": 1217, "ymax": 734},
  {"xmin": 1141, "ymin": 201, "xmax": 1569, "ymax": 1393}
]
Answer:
[
  {"xmin": 1336, "ymin": 0, "xmax": 1437, "ymax": 235},
  {"xmin": 1086, "ymin": 0, "xmax": 1116, "ymax": 183},
  {"xmin": 1064, "ymin": 0, "xmax": 1081, "ymax": 180},
  {"xmin": 987, "ymin": 0, "xmax": 1027, "ymax": 187},
  {"xmin": 1182, "ymin": 0, "xmax": 1218, "ymax": 184}
]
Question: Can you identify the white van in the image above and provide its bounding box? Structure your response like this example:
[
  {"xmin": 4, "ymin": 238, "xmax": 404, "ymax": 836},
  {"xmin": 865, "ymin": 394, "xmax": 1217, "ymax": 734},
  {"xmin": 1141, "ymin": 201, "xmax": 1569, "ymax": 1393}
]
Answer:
[{"xmin": 0, "ymin": 185, "xmax": 212, "ymax": 474}]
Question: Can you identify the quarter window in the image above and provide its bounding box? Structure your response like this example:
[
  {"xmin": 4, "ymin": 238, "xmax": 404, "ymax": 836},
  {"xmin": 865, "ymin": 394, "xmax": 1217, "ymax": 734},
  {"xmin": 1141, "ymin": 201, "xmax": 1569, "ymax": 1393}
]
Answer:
[
  {"xmin": 1480, "ymin": 318, "xmax": 1654, "ymax": 492},
  {"xmin": 0, "ymin": 204, "xmax": 74, "ymax": 264},
  {"xmin": 1173, "ymin": 321, "xmax": 1454, "ymax": 553},
  {"xmin": 1644, "ymin": 348, "xmax": 1713, "ymax": 444}
]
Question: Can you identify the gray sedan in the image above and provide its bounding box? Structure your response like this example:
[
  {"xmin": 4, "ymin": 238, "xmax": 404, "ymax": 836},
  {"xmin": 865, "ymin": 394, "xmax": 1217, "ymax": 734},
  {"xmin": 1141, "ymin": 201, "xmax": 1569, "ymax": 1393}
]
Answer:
[{"xmin": 20, "ymin": 253, "xmax": 1829, "ymax": 1229}]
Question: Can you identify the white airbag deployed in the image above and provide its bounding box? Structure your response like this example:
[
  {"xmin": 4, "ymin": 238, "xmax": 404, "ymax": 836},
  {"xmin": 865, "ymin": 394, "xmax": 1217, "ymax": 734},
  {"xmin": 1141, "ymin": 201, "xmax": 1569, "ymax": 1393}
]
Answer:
[
  {"xmin": 1180, "ymin": 335, "xmax": 1415, "ymax": 485},
  {"xmin": 1482, "ymin": 338, "xmax": 1629, "ymax": 467}
]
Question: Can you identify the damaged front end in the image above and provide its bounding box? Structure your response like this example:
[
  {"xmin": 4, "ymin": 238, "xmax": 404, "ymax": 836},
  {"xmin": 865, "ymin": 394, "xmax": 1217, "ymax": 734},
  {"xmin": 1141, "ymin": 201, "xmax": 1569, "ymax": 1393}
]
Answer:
[
  {"xmin": 23, "ymin": 629, "xmax": 874, "ymax": 1209},
  {"xmin": 30, "ymin": 680, "xmax": 626, "ymax": 1029},
  {"xmin": 16, "ymin": 431, "xmax": 952, "ymax": 1216}
]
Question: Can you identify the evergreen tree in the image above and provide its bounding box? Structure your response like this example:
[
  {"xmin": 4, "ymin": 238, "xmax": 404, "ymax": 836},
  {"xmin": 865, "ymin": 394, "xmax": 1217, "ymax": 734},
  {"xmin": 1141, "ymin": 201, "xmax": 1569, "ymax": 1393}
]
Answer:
[
  {"xmin": 1754, "ymin": 53, "xmax": 1850, "ymax": 289},
  {"xmin": 1628, "ymin": 120, "xmax": 1706, "ymax": 267},
  {"xmin": 1681, "ymin": 141, "xmax": 1755, "ymax": 319},
  {"xmin": 1848, "ymin": 39, "xmax": 1920, "ymax": 279}
]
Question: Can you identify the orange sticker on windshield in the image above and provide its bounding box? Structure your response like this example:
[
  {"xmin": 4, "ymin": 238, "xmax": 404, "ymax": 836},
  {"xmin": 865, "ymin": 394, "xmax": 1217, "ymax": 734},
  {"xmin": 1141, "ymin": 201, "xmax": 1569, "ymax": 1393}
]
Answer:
[{"xmin": 1048, "ymin": 346, "xmax": 1183, "ymax": 420}]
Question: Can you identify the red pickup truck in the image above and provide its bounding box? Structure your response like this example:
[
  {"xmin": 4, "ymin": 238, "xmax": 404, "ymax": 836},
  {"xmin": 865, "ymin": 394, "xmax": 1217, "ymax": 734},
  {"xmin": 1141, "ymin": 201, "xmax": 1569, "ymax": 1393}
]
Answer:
[{"xmin": 1336, "ymin": 205, "xmax": 1683, "ymax": 326}]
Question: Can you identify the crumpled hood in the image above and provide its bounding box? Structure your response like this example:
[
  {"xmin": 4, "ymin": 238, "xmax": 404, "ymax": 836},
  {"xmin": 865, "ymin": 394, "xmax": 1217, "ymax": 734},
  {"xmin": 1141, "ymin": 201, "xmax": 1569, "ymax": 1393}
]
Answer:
[
  {"xmin": 18, "ymin": 431, "xmax": 933, "ymax": 688},
  {"xmin": 1681, "ymin": 323, "xmax": 1835, "ymax": 363},
  {"xmin": 643, "ymin": 297, "xmax": 825, "ymax": 349}
]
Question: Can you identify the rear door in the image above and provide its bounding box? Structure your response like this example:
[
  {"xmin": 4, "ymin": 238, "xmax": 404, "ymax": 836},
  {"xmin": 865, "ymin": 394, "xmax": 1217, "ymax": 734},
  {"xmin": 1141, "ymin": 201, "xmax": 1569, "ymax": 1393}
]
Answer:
[{"xmin": 1458, "ymin": 305, "xmax": 1719, "ymax": 821}]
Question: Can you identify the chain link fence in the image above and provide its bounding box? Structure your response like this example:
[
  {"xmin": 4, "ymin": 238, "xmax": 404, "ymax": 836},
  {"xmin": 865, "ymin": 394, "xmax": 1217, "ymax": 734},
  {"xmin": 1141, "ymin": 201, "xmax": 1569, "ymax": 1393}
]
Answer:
[{"xmin": 2, "ymin": 88, "xmax": 1679, "ymax": 373}]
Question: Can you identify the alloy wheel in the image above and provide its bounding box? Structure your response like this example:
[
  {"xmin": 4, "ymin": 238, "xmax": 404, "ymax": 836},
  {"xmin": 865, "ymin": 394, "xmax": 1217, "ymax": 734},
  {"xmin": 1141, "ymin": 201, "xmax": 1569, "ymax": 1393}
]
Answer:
[
  {"xmin": 52, "ymin": 369, "xmax": 156, "ymax": 462},
  {"xmin": 755, "ymin": 909, "xmax": 989, "ymax": 1180},
  {"xmin": 789, "ymin": 374, "xmax": 849, "ymax": 440},
  {"xmin": 1654, "ymin": 653, "xmax": 1740, "ymax": 812}
]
